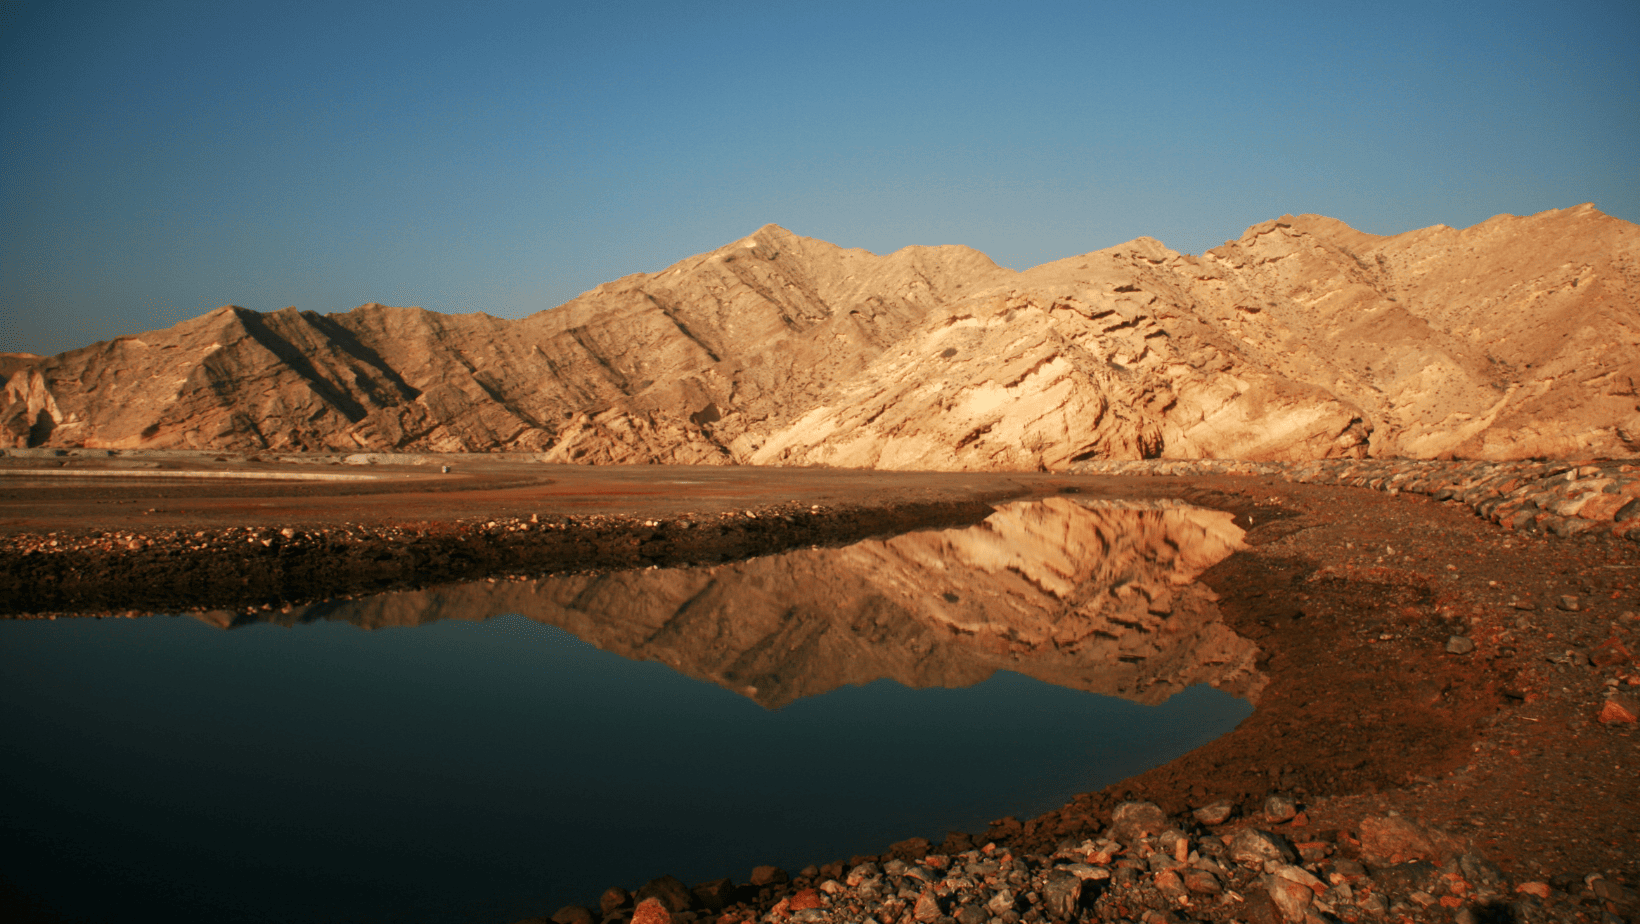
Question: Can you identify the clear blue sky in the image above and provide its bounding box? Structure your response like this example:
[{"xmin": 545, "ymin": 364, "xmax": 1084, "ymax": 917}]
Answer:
[{"xmin": 3, "ymin": 0, "xmax": 1637, "ymax": 356}]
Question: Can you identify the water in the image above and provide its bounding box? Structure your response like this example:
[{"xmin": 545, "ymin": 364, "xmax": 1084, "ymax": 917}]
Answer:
[{"xmin": 0, "ymin": 498, "xmax": 1259, "ymax": 924}]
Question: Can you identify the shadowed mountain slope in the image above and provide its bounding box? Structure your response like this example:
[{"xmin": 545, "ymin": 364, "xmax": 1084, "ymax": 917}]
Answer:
[{"xmin": 6, "ymin": 206, "xmax": 1636, "ymax": 465}]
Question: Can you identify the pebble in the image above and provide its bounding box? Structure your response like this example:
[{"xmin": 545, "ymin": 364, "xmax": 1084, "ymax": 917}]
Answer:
[
  {"xmin": 1261, "ymin": 794, "xmax": 1297, "ymax": 824},
  {"xmin": 1597, "ymin": 693, "xmax": 1639, "ymax": 724},
  {"xmin": 1445, "ymin": 635, "xmax": 1476, "ymax": 655},
  {"xmin": 1108, "ymin": 800, "xmax": 1168, "ymax": 844},
  {"xmin": 1264, "ymin": 875, "xmax": 1313, "ymax": 922},
  {"xmin": 1516, "ymin": 881, "xmax": 1553, "ymax": 899},
  {"xmin": 1191, "ymin": 799, "xmax": 1234, "ymax": 826},
  {"xmin": 1180, "ymin": 868, "xmax": 1222, "ymax": 894},
  {"xmin": 1229, "ymin": 828, "xmax": 1296, "ymax": 868}
]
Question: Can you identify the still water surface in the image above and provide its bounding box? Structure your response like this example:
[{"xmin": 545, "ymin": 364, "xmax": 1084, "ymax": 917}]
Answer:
[{"xmin": 0, "ymin": 498, "xmax": 1258, "ymax": 924}]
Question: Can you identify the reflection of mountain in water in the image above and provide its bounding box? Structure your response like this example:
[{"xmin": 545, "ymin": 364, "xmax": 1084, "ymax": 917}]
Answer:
[{"xmin": 200, "ymin": 498, "xmax": 1263, "ymax": 707}]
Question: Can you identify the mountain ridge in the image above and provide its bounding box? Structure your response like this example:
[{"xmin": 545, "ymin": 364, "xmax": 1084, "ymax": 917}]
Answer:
[{"xmin": 5, "ymin": 205, "xmax": 1637, "ymax": 466}]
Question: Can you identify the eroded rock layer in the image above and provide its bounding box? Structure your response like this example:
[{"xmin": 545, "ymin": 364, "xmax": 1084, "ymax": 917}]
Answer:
[{"xmin": 6, "ymin": 205, "xmax": 1636, "ymax": 464}]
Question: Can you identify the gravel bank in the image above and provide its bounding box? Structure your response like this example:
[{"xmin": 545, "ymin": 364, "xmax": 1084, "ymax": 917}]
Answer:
[
  {"xmin": 0, "ymin": 499, "xmax": 998, "ymax": 617},
  {"xmin": 1072, "ymin": 459, "xmax": 1640, "ymax": 542}
]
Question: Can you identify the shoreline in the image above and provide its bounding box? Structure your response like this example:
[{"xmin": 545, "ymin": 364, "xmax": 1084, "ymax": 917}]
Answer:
[{"xmin": 2, "ymin": 455, "xmax": 1636, "ymax": 923}]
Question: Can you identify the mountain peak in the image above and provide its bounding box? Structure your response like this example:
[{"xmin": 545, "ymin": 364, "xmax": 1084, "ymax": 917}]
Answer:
[{"xmin": 6, "ymin": 209, "xmax": 1635, "ymax": 463}]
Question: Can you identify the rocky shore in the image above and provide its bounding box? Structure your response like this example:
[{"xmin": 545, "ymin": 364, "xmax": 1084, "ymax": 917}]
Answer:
[
  {"xmin": 0, "ymin": 498, "xmax": 1000, "ymax": 617},
  {"xmin": 533, "ymin": 794, "xmax": 1637, "ymax": 924},
  {"xmin": 1071, "ymin": 459, "xmax": 1640, "ymax": 543}
]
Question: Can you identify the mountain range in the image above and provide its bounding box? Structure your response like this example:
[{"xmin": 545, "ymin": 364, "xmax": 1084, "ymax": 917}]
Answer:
[{"xmin": 5, "ymin": 204, "xmax": 1636, "ymax": 466}]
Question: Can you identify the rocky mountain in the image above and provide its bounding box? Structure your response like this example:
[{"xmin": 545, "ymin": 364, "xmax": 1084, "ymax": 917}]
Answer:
[
  {"xmin": 194, "ymin": 498, "xmax": 1264, "ymax": 708},
  {"xmin": 5, "ymin": 204, "xmax": 1636, "ymax": 465}
]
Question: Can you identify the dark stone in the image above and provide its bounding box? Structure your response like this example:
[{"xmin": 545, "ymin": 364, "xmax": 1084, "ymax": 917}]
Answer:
[
  {"xmin": 635, "ymin": 875, "xmax": 695, "ymax": 913},
  {"xmin": 691, "ymin": 878, "xmax": 735, "ymax": 912},
  {"xmin": 1229, "ymin": 828, "xmax": 1298, "ymax": 867},
  {"xmin": 1592, "ymin": 878, "xmax": 1637, "ymax": 905},
  {"xmin": 1263, "ymin": 793, "xmax": 1298, "ymax": 823},
  {"xmin": 1181, "ymin": 868, "xmax": 1223, "ymax": 894},
  {"xmin": 1148, "ymin": 853, "xmax": 1183, "ymax": 873},
  {"xmin": 1237, "ymin": 888, "xmax": 1286, "ymax": 924},
  {"xmin": 1456, "ymin": 853, "xmax": 1507, "ymax": 890},
  {"xmin": 954, "ymin": 905, "xmax": 988, "ymax": 924},
  {"xmin": 912, "ymin": 890, "xmax": 942, "ymax": 923},
  {"xmin": 1039, "ymin": 870, "xmax": 1083, "ymax": 919},
  {"xmin": 1371, "ymin": 860, "xmax": 1439, "ymax": 894},
  {"xmin": 748, "ymin": 866, "xmax": 788, "ymax": 887},
  {"xmin": 1196, "ymin": 835, "xmax": 1228, "ymax": 858},
  {"xmin": 886, "ymin": 837, "xmax": 932, "ymax": 861},
  {"xmin": 905, "ymin": 866, "xmax": 938, "ymax": 884},
  {"xmin": 1549, "ymin": 873, "xmax": 1581, "ymax": 892},
  {"xmin": 601, "ymin": 888, "xmax": 633, "ymax": 916},
  {"xmin": 1192, "ymin": 799, "xmax": 1234, "ymax": 826},
  {"xmin": 553, "ymin": 907, "xmax": 596, "ymax": 924},
  {"xmin": 1614, "ymin": 497, "xmax": 1640, "ymax": 523},
  {"xmin": 1108, "ymin": 800, "xmax": 1169, "ymax": 844}
]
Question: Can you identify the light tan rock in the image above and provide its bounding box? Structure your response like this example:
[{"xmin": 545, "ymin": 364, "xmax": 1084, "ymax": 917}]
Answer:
[{"xmin": 1598, "ymin": 694, "xmax": 1639, "ymax": 724}]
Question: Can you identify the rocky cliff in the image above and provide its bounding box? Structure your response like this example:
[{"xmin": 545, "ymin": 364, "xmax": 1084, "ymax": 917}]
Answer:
[{"xmin": 6, "ymin": 205, "xmax": 1636, "ymax": 464}]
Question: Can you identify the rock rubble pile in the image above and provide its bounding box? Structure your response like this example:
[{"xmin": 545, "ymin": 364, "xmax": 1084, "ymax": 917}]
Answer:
[{"xmin": 533, "ymin": 800, "xmax": 1635, "ymax": 924}]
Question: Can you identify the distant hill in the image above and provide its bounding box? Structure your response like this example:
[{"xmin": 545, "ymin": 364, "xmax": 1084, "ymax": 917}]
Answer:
[{"xmin": 5, "ymin": 204, "xmax": 1637, "ymax": 466}]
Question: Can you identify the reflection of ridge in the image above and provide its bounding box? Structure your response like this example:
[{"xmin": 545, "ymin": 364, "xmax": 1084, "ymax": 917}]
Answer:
[{"xmin": 195, "ymin": 498, "xmax": 1264, "ymax": 708}]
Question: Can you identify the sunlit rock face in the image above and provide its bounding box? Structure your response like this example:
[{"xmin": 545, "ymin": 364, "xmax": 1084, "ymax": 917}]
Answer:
[
  {"xmin": 7, "ymin": 206, "xmax": 1635, "ymax": 462},
  {"xmin": 196, "ymin": 499, "xmax": 1263, "ymax": 708}
]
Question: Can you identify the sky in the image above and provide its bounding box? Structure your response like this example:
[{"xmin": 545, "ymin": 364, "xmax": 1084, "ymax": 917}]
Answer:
[{"xmin": 2, "ymin": 0, "xmax": 1637, "ymax": 357}]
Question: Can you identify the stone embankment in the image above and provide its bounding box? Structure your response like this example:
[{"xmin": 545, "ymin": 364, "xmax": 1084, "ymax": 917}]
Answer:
[
  {"xmin": 0, "ymin": 500, "xmax": 1001, "ymax": 618},
  {"xmin": 1072, "ymin": 459, "xmax": 1640, "ymax": 542},
  {"xmin": 535, "ymin": 799, "xmax": 1635, "ymax": 924}
]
